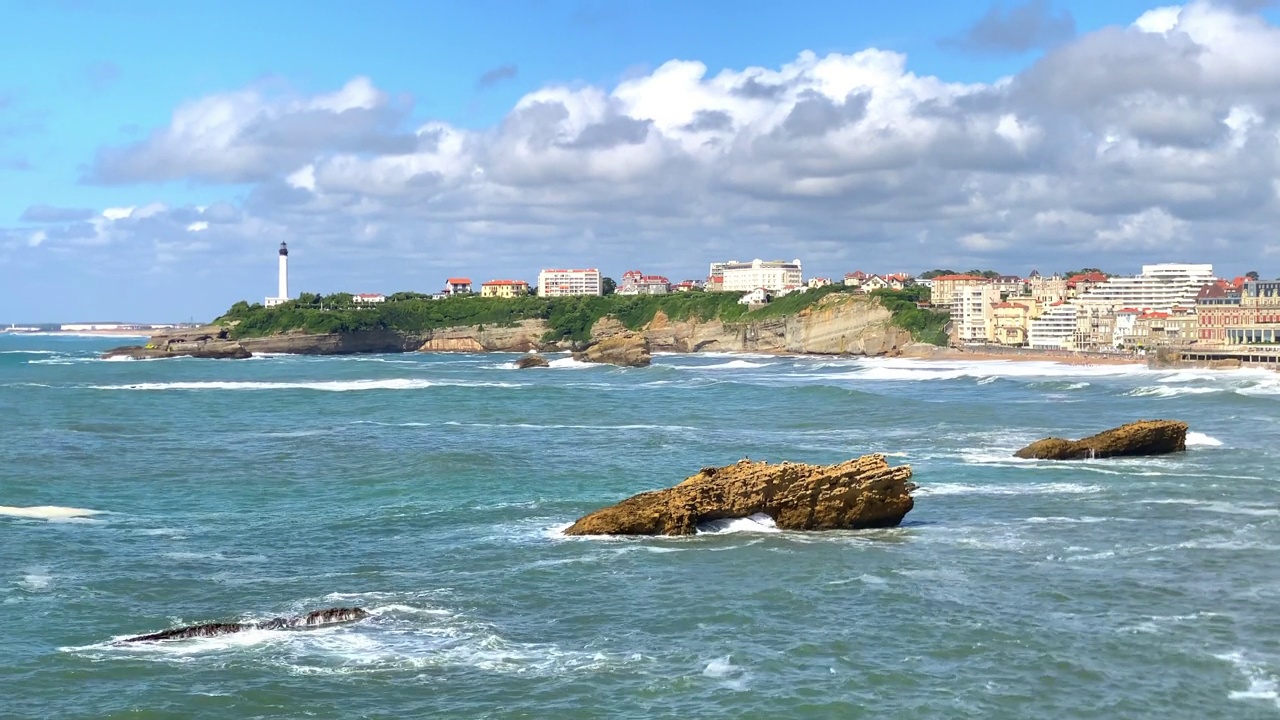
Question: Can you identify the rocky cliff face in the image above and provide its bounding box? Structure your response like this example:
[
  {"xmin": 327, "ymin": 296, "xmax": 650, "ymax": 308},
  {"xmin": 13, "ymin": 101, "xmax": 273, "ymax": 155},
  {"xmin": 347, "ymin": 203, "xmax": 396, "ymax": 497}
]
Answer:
[
  {"xmin": 564, "ymin": 454, "xmax": 915, "ymax": 536},
  {"xmin": 417, "ymin": 320, "xmax": 549, "ymax": 352}
]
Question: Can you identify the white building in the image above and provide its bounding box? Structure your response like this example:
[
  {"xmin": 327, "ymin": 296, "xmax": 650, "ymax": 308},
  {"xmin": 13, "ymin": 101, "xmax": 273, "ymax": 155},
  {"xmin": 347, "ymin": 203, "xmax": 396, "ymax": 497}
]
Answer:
[
  {"xmin": 1028, "ymin": 303, "xmax": 1079, "ymax": 349},
  {"xmin": 353, "ymin": 293, "xmax": 386, "ymax": 304},
  {"xmin": 711, "ymin": 259, "xmax": 803, "ymax": 293},
  {"xmin": 738, "ymin": 288, "xmax": 770, "ymax": 305},
  {"xmin": 955, "ymin": 285, "xmax": 1000, "ymax": 344},
  {"xmin": 538, "ymin": 268, "xmax": 602, "ymax": 297},
  {"xmin": 1074, "ymin": 263, "xmax": 1216, "ymax": 314},
  {"xmin": 264, "ymin": 241, "xmax": 290, "ymax": 307}
]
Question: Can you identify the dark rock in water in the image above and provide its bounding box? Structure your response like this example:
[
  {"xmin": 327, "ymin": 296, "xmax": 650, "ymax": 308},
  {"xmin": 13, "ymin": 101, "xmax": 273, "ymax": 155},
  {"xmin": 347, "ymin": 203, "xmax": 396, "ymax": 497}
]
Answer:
[
  {"xmin": 1013, "ymin": 420, "xmax": 1188, "ymax": 460},
  {"xmin": 515, "ymin": 354, "xmax": 550, "ymax": 369},
  {"xmin": 564, "ymin": 454, "xmax": 915, "ymax": 536},
  {"xmin": 123, "ymin": 606, "xmax": 370, "ymax": 642},
  {"xmin": 103, "ymin": 341, "xmax": 251, "ymax": 360}
]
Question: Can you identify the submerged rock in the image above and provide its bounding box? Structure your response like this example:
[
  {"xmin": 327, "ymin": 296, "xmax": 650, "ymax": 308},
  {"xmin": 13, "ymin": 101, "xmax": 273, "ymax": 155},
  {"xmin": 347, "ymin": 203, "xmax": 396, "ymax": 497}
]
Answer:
[
  {"xmin": 573, "ymin": 332, "xmax": 651, "ymax": 367},
  {"xmin": 564, "ymin": 454, "xmax": 915, "ymax": 536},
  {"xmin": 123, "ymin": 607, "xmax": 370, "ymax": 642},
  {"xmin": 515, "ymin": 354, "xmax": 550, "ymax": 369},
  {"xmin": 1013, "ymin": 420, "xmax": 1188, "ymax": 460}
]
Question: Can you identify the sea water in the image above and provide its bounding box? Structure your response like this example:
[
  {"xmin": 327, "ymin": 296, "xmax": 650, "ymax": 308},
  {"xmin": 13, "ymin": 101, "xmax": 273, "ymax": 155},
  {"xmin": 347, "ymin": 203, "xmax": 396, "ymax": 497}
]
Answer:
[{"xmin": 2, "ymin": 334, "xmax": 1279, "ymax": 718}]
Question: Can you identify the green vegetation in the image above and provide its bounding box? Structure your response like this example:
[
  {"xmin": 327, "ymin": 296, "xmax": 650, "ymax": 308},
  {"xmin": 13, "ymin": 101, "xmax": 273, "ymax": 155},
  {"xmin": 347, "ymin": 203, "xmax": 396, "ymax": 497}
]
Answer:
[
  {"xmin": 919, "ymin": 268, "xmax": 1003, "ymax": 279},
  {"xmin": 1061, "ymin": 267, "xmax": 1108, "ymax": 278},
  {"xmin": 215, "ymin": 283, "xmax": 950, "ymax": 347},
  {"xmin": 869, "ymin": 286, "xmax": 949, "ymax": 346}
]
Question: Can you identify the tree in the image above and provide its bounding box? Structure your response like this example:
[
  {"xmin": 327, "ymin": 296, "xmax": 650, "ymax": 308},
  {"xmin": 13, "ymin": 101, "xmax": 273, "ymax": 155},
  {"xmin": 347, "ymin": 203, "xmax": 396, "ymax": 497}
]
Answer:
[
  {"xmin": 919, "ymin": 269, "xmax": 959, "ymax": 279},
  {"xmin": 965, "ymin": 269, "xmax": 1002, "ymax": 279},
  {"xmin": 1246, "ymin": 271, "xmax": 1260, "ymax": 281},
  {"xmin": 602, "ymin": 277, "xmax": 617, "ymax": 296},
  {"xmin": 1063, "ymin": 268, "xmax": 1108, "ymax": 278}
]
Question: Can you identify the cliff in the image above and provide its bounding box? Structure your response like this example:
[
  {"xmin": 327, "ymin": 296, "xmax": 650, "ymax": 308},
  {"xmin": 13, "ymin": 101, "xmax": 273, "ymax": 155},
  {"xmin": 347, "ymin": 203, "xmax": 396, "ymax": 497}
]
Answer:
[{"xmin": 106, "ymin": 294, "xmax": 923, "ymax": 359}]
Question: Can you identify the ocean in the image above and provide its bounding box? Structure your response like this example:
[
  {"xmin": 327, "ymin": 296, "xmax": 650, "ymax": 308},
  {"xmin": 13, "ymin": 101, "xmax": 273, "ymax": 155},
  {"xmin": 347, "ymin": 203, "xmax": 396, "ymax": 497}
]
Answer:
[{"xmin": 3, "ymin": 333, "xmax": 1279, "ymax": 719}]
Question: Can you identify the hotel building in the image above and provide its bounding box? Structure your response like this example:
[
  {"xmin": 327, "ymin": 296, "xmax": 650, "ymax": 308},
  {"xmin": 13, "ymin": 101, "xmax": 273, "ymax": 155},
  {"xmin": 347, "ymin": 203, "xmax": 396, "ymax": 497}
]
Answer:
[
  {"xmin": 710, "ymin": 259, "xmax": 803, "ymax": 294},
  {"xmin": 537, "ymin": 268, "xmax": 602, "ymax": 297}
]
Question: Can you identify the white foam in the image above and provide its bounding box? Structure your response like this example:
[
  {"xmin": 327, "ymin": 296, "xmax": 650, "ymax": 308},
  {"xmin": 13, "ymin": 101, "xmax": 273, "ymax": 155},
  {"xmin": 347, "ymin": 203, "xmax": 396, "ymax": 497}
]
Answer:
[
  {"xmin": 1126, "ymin": 385, "xmax": 1220, "ymax": 398},
  {"xmin": 688, "ymin": 360, "xmax": 774, "ymax": 370},
  {"xmin": 918, "ymin": 483, "xmax": 1103, "ymax": 496},
  {"xmin": 696, "ymin": 513, "xmax": 780, "ymax": 534},
  {"xmin": 0, "ymin": 505, "xmax": 104, "ymax": 520},
  {"xmin": 0, "ymin": 349, "xmax": 58, "ymax": 355},
  {"xmin": 852, "ymin": 357, "xmax": 1150, "ymax": 383},
  {"xmin": 1216, "ymin": 651, "xmax": 1280, "ymax": 709},
  {"xmin": 702, "ymin": 655, "xmax": 751, "ymax": 690},
  {"xmin": 18, "ymin": 571, "xmax": 51, "ymax": 591},
  {"xmin": 89, "ymin": 379, "xmax": 522, "ymax": 392},
  {"xmin": 547, "ymin": 357, "xmax": 592, "ymax": 369},
  {"xmin": 1186, "ymin": 431, "xmax": 1224, "ymax": 447},
  {"xmin": 1147, "ymin": 499, "xmax": 1280, "ymax": 517}
]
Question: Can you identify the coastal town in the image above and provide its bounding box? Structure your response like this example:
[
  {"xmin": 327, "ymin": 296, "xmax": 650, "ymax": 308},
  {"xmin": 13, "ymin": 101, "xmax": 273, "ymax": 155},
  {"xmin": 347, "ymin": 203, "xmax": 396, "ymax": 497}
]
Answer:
[{"xmin": 270, "ymin": 238, "xmax": 1275, "ymax": 356}]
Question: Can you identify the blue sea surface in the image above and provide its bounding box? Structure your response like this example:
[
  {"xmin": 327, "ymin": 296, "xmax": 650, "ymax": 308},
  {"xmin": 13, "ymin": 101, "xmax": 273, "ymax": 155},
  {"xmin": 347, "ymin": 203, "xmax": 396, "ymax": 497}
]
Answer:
[{"xmin": 3, "ymin": 334, "xmax": 1279, "ymax": 718}]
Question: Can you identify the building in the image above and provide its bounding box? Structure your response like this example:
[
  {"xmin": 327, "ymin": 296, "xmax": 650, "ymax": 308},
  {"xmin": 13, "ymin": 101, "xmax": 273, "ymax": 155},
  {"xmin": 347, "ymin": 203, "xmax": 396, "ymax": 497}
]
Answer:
[
  {"xmin": 988, "ymin": 300, "xmax": 1038, "ymax": 346},
  {"xmin": 954, "ymin": 284, "xmax": 1001, "ymax": 343},
  {"xmin": 738, "ymin": 287, "xmax": 770, "ymax": 305},
  {"xmin": 843, "ymin": 271, "xmax": 870, "ymax": 289},
  {"xmin": 265, "ymin": 241, "xmax": 290, "ymax": 307},
  {"xmin": 712, "ymin": 259, "xmax": 803, "ymax": 293},
  {"xmin": 672, "ymin": 280, "xmax": 703, "ymax": 292},
  {"xmin": 1113, "ymin": 309, "xmax": 1143, "ymax": 348},
  {"xmin": 928, "ymin": 274, "xmax": 987, "ymax": 310},
  {"xmin": 808, "ymin": 277, "xmax": 833, "ymax": 289},
  {"xmin": 443, "ymin": 278, "xmax": 473, "ymax": 296},
  {"xmin": 538, "ymin": 268, "xmax": 602, "ymax": 297},
  {"xmin": 480, "ymin": 280, "xmax": 530, "ymax": 298},
  {"xmin": 1029, "ymin": 273, "xmax": 1068, "ymax": 306},
  {"xmin": 617, "ymin": 270, "xmax": 671, "ymax": 295},
  {"xmin": 1195, "ymin": 283, "xmax": 1243, "ymax": 345},
  {"xmin": 353, "ymin": 293, "xmax": 386, "ymax": 304},
  {"xmin": 1028, "ymin": 302, "xmax": 1079, "ymax": 349},
  {"xmin": 989, "ymin": 275, "xmax": 1026, "ymax": 297},
  {"xmin": 1225, "ymin": 280, "xmax": 1280, "ymax": 345},
  {"xmin": 1066, "ymin": 272, "xmax": 1109, "ymax": 298}
]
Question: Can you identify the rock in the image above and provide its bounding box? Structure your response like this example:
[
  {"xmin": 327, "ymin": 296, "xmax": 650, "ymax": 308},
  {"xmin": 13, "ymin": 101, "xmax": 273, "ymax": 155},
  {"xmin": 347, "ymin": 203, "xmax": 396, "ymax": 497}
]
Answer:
[
  {"xmin": 563, "ymin": 454, "xmax": 915, "ymax": 536},
  {"xmin": 123, "ymin": 607, "xmax": 370, "ymax": 643},
  {"xmin": 102, "ymin": 342, "xmax": 252, "ymax": 360},
  {"xmin": 515, "ymin": 354, "xmax": 550, "ymax": 369},
  {"xmin": 573, "ymin": 331, "xmax": 652, "ymax": 367},
  {"xmin": 1013, "ymin": 420, "xmax": 1189, "ymax": 460}
]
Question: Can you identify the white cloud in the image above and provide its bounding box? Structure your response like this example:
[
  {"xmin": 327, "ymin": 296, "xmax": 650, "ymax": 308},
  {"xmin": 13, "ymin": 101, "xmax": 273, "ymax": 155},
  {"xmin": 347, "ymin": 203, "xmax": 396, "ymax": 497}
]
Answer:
[
  {"xmin": 186, "ymin": 221, "xmax": 209, "ymax": 232},
  {"xmin": 27, "ymin": 230, "xmax": 46, "ymax": 247},
  {"xmin": 1132, "ymin": 7, "xmax": 1182, "ymax": 33}
]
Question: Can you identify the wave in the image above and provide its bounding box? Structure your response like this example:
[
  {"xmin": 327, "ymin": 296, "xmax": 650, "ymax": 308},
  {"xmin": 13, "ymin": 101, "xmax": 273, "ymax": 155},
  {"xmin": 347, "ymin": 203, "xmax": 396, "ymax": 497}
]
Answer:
[
  {"xmin": 696, "ymin": 513, "xmax": 780, "ymax": 534},
  {"xmin": 917, "ymin": 483, "xmax": 1103, "ymax": 496},
  {"xmin": 851, "ymin": 358, "xmax": 1150, "ymax": 383},
  {"xmin": 1146, "ymin": 499, "xmax": 1280, "ymax": 517},
  {"xmin": 1126, "ymin": 385, "xmax": 1220, "ymax": 398},
  {"xmin": 1186, "ymin": 431, "xmax": 1224, "ymax": 447},
  {"xmin": 0, "ymin": 349, "xmax": 59, "ymax": 355},
  {"xmin": 546, "ymin": 357, "xmax": 592, "ymax": 369},
  {"xmin": 1215, "ymin": 651, "xmax": 1280, "ymax": 710},
  {"xmin": 89, "ymin": 379, "xmax": 523, "ymax": 392},
  {"xmin": 683, "ymin": 360, "xmax": 775, "ymax": 370},
  {"xmin": 0, "ymin": 505, "xmax": 105, "ymax": 520}
]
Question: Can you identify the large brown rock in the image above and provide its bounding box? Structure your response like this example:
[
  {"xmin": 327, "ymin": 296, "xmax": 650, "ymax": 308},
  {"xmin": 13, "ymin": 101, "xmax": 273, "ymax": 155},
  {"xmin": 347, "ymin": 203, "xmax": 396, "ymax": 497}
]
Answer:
[
  {"xmin": 103, "ymin": 341, "xmax": 252, "ymax": 360},
  {"xmin": 564, "ymin": 454, "xmax": 915, "ymax": 536},
  {"xmin": 515, "ymin": 354, "xmax": 550, "ymax": 369},
  {"xmin": 573, "ymin": 331, "xmax": 652, "ymax": 367},
  {"xmin": 1013, "ymin": 420, "xmax": 1189, "ymax": 460}
]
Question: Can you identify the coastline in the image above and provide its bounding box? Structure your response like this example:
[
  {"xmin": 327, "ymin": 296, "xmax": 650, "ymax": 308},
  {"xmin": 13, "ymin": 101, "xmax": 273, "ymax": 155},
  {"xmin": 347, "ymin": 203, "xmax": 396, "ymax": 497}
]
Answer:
[{"xmin": 906, "ymin": 347, "xmax": 1146, "ymax": 367}]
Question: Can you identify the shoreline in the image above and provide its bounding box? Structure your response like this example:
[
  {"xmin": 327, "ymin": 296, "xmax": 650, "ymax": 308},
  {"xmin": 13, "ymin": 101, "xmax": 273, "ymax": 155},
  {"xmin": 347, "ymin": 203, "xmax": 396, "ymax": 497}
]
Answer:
[{"xmin": 905, "ymin": 347, "xmax": 1147, "ymax": 367}]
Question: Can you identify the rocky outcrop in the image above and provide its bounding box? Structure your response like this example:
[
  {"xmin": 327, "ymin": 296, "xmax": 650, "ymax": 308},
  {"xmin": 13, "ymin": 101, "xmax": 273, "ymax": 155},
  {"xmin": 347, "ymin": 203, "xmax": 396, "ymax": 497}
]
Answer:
[
  {"xmin": 564, "ymin": 454, "xmax": 915, "ymax": 536},
  {"xmin": 640, "ymin": 294, "xmax": 914, "ymax": 355},
  {"xmin": 103, "ymin": 342, "xmax": 252, "ymax": 360},
  {"xmin": 418, "ymin": 320, "xmax": 549, "ymax": 353},
  {"xmin": 1014, "ymin": 420, "xmax": 1189, "ymax": 460},
  {"xmin": 573, "ymin": 331, "xmax": 652, "ymax": 367},
  {"xmin": 123, "ymin": 607, "xmax": 370, "ymax": 642},
  {"xmin": 515, "ymin": 354, "xmax": 550, "ymax": 369}
]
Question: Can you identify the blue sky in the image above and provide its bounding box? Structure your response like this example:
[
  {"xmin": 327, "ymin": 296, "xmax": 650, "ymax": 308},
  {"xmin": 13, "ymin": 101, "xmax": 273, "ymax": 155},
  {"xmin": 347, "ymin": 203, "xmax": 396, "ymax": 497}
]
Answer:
[{"xmin": 3, "ymin": 0, "xmax": 1280, "ymax": 322}]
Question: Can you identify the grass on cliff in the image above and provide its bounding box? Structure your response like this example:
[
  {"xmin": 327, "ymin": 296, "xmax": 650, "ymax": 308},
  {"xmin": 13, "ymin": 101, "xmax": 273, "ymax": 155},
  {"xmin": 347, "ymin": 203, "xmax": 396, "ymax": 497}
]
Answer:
[{"xmin": 215, "ymin": 285, "xmax": 949, "ymax": 346}]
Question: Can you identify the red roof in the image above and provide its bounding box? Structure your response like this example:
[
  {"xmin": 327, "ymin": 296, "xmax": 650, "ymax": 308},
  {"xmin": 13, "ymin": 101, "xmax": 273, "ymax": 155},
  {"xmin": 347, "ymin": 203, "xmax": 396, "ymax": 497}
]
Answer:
[
  {"xmin": 845, "ymin": 270, "xmax": 868, "ymax": 279},
  {"xmin": 446, "ymin": 277, "xmax": 472, "ymax": 285},
  {"xmin": 356, "ymin": 293, "xmax": 384, "ymax": 299},
  {"xmin": 1140, "ymin": 312, "xmax": 1170, "ymax": 319},
  {"xmin": 1066, "ymin": 272, "xmax": 1107, "ymax": 286}
]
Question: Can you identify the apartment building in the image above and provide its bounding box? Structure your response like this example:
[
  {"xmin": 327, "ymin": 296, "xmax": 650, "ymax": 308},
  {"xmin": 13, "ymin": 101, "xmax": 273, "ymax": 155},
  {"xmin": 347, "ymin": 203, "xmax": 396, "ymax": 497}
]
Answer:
[
  {"xmin": 537, "ymin": 268, "xmax": 602, "ymax": 297},
  {"xmin": 988, "ymin": 300, "xmax": 1038, "ymax": 346},
  {"xmin": 954, "ymin": 284, "xmax": 1000, "ymax": 343},
  {"xmin": 480, "ymin": 280, "xmax": 530, "ymax": 298},
  {"xmin": 1028, "ymin": 302, "xmax": 1079, "ymax": 349},
  {"xmin": 929, "ymin": 274, "xmax": 987, "ymax": 310},
  {"xmin": 711, "ymin": 259, "xmax": 803, "ymax": 293}
]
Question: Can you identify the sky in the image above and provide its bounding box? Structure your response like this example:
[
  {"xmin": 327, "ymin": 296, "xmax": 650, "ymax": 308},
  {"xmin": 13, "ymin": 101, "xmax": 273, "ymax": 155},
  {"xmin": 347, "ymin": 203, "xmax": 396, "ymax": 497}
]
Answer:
[{"xmin": 2, "ymin": 0, "xmax": 1280, "ymax": 322}]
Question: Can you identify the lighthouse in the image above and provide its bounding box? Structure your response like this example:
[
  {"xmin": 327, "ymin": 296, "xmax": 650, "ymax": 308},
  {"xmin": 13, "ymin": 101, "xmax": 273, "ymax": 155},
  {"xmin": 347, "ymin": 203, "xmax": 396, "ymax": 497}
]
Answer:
[{"xmin": 264, "ymin": 241, "xmax": 291, "ymax": 307}]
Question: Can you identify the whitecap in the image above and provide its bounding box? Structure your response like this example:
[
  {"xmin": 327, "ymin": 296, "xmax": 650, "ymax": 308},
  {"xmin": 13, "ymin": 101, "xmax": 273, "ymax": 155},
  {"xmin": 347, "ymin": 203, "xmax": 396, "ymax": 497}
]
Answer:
[
  {"xmin": 1216, "ymin": 651, "xmax": 1280, "ymax": 709},
  {"xmin": 88, "ymin": 379, "xmax": 522, "ymax": 392},
  {"xmin": 686, "ymin": 360, "xmax": 774, "ymax": 370},
  {"xmin": 1186, "ymin": 431, "xmax": 1224, "ymax": 447},
  {"xmin": 1126, "ymin": 385, "xmax": 1220, "ymax": 398},
  {"xmin": 917, "ymin": 483, "xmax": 1103, "ymax": 496},
  {"xmin": 0, "ymin": 505, "xmax": 104, "ymax": 520},
  {"xmin": 547, "ymin": 357, "xmax": 592, "ymax": 369},
  {"xmin": 18, "ymin": 570, "xmax": 51, "ymax": 591},
  {"xmin": 696, "ymin": 513, "xmax": 780, "ymax": 534}
]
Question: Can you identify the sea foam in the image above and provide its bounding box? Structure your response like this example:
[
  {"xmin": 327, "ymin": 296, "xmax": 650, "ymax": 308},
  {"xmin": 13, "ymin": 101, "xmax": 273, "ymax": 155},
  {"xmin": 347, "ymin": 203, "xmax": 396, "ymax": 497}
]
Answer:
[
  {"xmin": 89, "ymin": 379, "xmax": 522, "ymax": 392},
  {"xmin": 696, "ymin": 513, "xmax": 780, "ymax": 534},
  {"xmin": 0, "ymin": 505, "xmax": 104, "ymax": 520}
]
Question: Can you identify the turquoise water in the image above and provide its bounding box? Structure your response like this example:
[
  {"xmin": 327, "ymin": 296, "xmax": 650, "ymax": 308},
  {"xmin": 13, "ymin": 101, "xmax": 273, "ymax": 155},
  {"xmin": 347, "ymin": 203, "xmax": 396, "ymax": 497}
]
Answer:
[{"xmin": 3, "ymin": 334, "xmax": 1280, "ymax": 719}]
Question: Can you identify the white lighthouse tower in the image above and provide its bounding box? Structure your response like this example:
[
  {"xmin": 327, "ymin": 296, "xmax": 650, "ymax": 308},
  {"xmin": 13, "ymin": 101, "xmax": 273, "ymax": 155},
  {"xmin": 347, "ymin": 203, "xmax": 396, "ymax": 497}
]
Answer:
[{"xmin": 264, "ymin": 242, "xmax": 290, "ymax": 307}]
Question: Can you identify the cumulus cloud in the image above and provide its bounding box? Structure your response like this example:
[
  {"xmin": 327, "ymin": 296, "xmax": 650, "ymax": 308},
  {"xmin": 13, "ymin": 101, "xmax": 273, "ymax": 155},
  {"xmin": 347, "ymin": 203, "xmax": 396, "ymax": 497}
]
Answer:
[
  {"xmin": 13, "ymin": 0, "xmax": 1280, "ymax": 310},
  {"xmin": 942, "ymin": 0, "xmax": 1077, "ymax": 55}
]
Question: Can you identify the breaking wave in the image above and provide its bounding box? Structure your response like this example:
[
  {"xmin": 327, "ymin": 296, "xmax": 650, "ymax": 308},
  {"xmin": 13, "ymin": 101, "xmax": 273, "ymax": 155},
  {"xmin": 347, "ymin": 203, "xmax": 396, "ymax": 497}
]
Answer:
[
  {"xmin": 0, "ymin": 505, "xmax": 105, "ymax": 520},
  {"xmin": 696, "ymin": 513, "xmax": 780, "ymax": 534},
  {"xmin": 1185, "ymin": 431, "xmax": 1224, "ymax": 447},
  {"xmin": 88, "ymin": 379, "xmax": 523, "ymax": 392}
]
